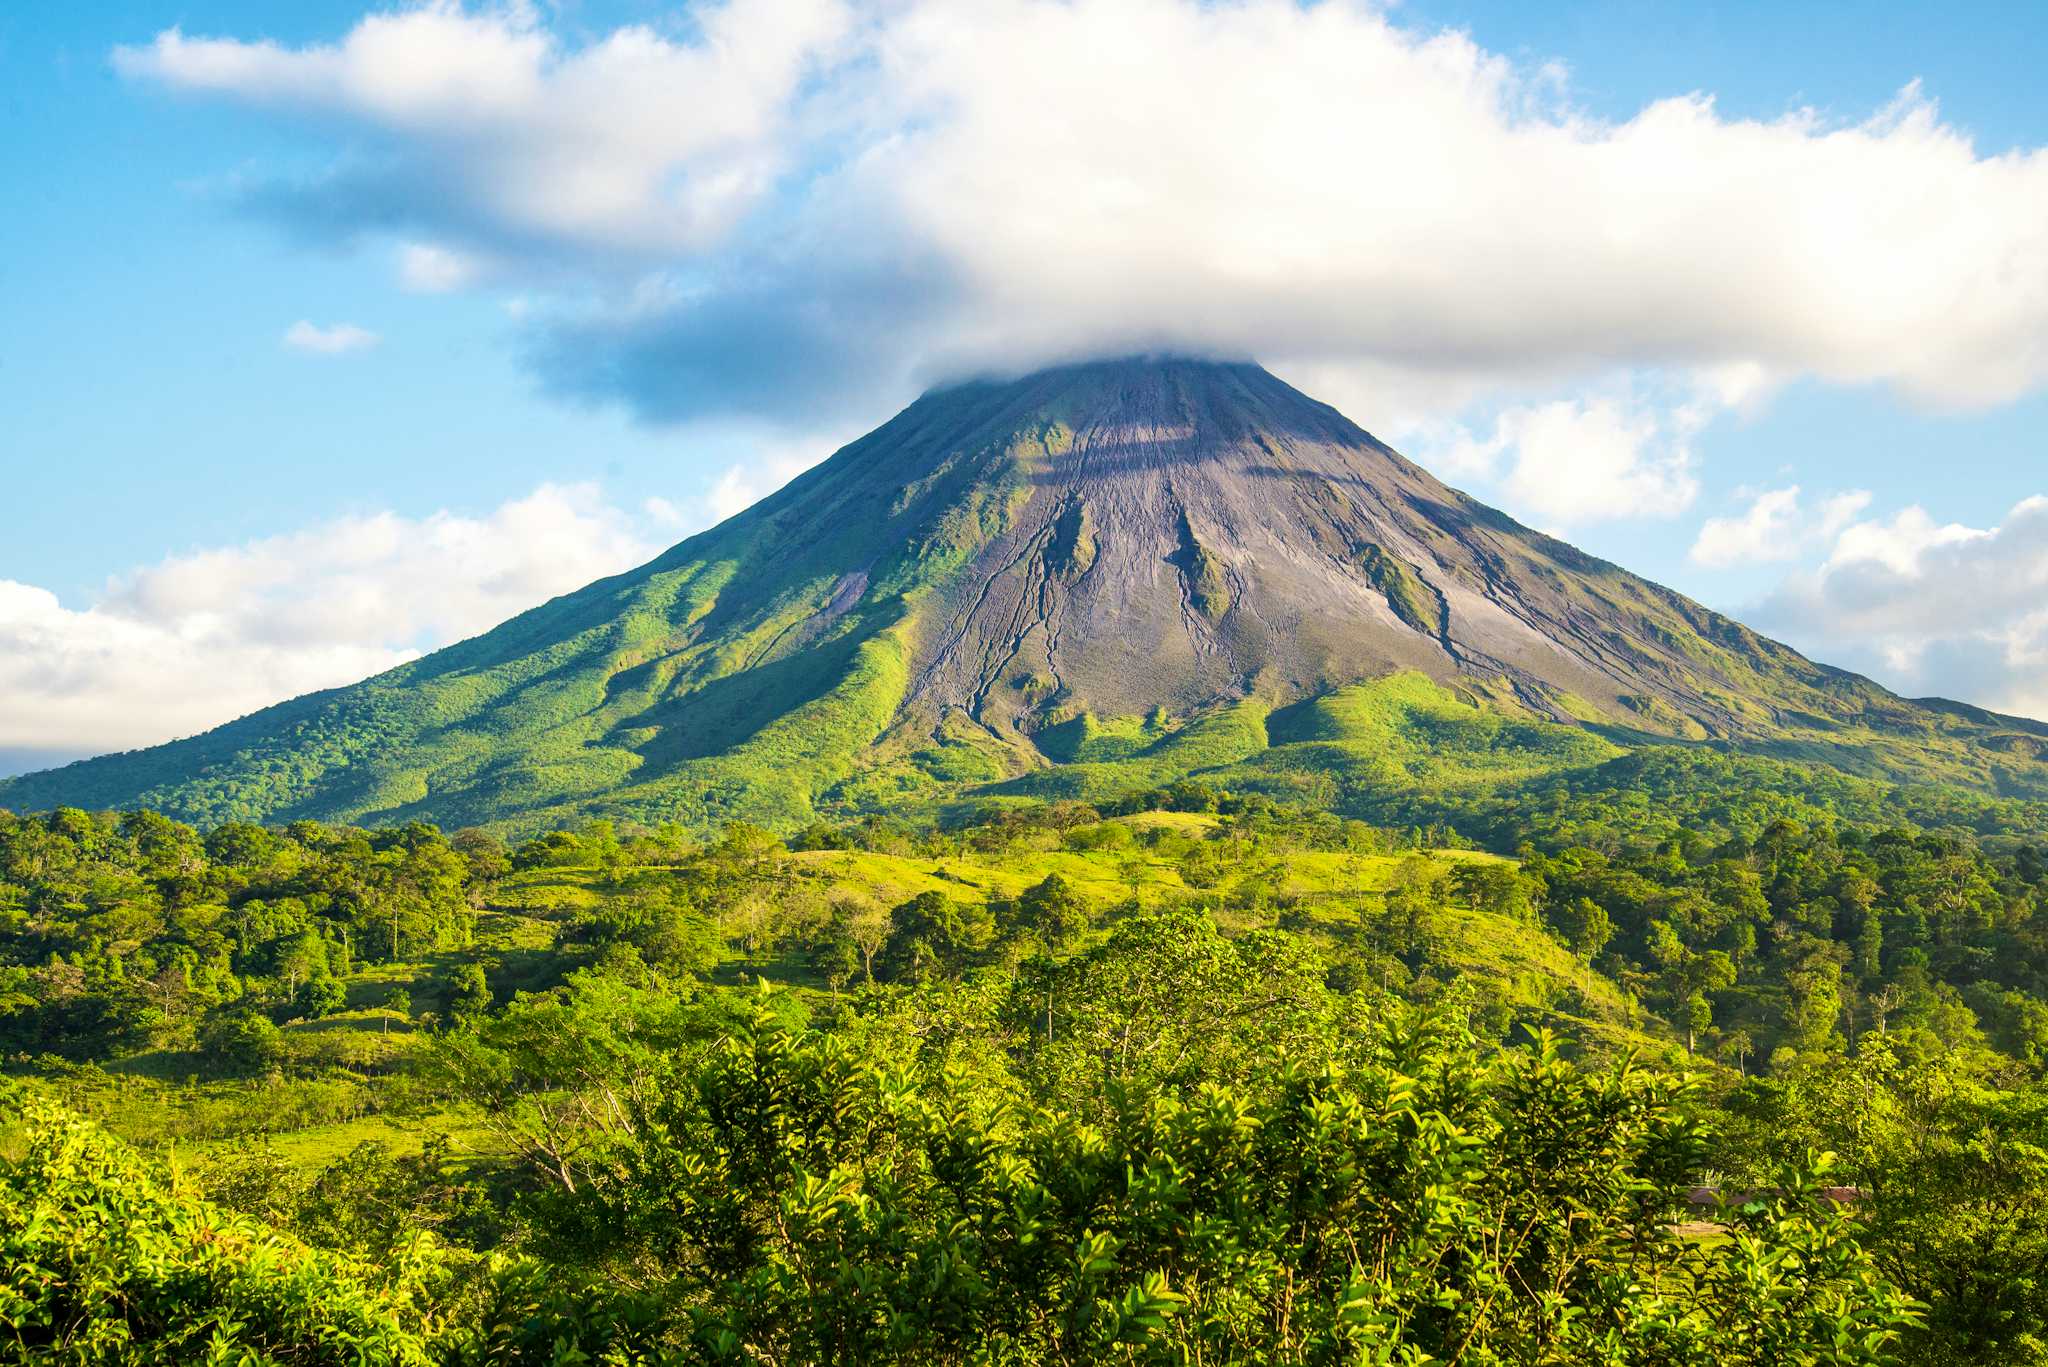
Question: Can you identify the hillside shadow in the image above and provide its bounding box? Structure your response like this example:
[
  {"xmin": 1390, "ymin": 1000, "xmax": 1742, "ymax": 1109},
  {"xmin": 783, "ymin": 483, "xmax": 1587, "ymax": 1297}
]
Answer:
[{"xmin": 623, "ymin": 625, "xmax": 872, "ymax": 769}]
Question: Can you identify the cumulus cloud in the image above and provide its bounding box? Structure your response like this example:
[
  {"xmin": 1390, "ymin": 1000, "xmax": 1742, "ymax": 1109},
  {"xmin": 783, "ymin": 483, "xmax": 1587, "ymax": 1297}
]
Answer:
[
  {"xmin": 0, "ymin": 580, "xmax": 412, "ymax": 771},
  {"xmin": 0, "ymin": 485, "xmax": 663, "ymax": 765},
  {"xmin": 283, "ymin": 319, "xmax": 380, "ymax": 354},
  {"xmin": 1691, "ymin": 486, "xmax": 1872, "ymax": 568},
  {"xmin": 1754, "ymin": 496, "xmax": 2048, "ymax": 720},
  {"xmin": 1419, "ymin": 388, "xmax": 1704, "ymax": 525},
  {"xmin": 115, "ymin": 0, "xmax": 2048, "ymax": 433},
  {"xmin": 1693, "ymin": 487, "xmax": 1806, "ymax": 567},
  {"xmin": 115, "ymin": 1, "xmax": 856, "ymax": 257}
]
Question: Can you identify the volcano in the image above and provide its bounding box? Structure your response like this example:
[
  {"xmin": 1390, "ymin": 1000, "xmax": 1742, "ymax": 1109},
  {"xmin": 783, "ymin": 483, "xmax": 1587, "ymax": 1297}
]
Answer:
[{"xmin": 7, "ymin": 358, "xmax": 2045, "ymax": 831}]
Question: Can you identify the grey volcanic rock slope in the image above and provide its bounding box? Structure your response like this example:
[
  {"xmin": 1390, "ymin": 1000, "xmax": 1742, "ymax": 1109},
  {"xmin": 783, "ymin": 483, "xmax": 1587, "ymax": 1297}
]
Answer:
[
  {"xmin": 912, "ymin": 363, "xmax": 1706, "ymax": 729},
  {"xmin": 6, "ymin": 357, "xmax": 2044, "ymax": 831},
  {"xmin": 896, "ymin": 361, "xmax": 1910, "ymax": 742}
]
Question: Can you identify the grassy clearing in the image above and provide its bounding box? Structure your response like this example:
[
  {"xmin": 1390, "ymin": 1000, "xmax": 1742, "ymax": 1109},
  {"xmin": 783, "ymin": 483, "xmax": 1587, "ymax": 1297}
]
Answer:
[{"xmin": 478, "ymin": 814, "xmax": 1655, "ymax": 1062}]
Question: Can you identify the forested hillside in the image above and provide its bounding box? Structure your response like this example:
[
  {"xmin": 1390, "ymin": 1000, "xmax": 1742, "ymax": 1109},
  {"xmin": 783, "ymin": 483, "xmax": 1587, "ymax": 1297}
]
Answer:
[{"xmin": 5, "ymin": 754, "xmax": 2046, "ymax": 1362}]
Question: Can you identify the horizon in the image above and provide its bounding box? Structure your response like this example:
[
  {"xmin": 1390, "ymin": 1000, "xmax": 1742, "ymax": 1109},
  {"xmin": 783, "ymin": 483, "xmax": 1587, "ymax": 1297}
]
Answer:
[{"xmin": 4, "ymin": 0, "xmax": 2047, "ymax": 775}]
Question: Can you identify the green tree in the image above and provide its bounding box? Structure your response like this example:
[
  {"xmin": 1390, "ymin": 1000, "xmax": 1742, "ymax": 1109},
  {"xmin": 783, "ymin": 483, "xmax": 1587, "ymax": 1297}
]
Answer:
[
  {"xmin": 1383, "ymin": 853, "xmax": 1451, "ymax": 953},
  {"xmin": 422, "ymin": 969, "xmax": 721, "ymax": 1195},
  {"xmin": 443, "ymin": 962, "xmax": 492, "ymax": 1021},
  {"xmin": 1010, "ymin": 871, "xmax": 1091, "ymax": 949},
  {"xmin": 198, "ymin": 1008, "xmax": 285, "ymax": 1077},
  {"xmin": 381, "ymin": 985, "xmax": 412, "ymax": 1035},
  {"xmin": 0, "ymin": 1092, "xmax": 442, "ymax": 1363},
  {"xmin": 1785, "ymin": 952, "xmax": 1845, "ymax": 1054},
  {"xmin": 1010, "ymin": 907, "xmax": 1329, "ymax": 1106},
  {"xmin": 876, "ymin": 891, "xmax": 991, "ymax": 983},
  {"xmin": 808, "ymin": 931, "xmax": 860, "ymax": 995},
  {"xmin": 1554, "ymin": 895, "xmax": 1615, "ymax": 959},
  {"xmin": 293, "ymin": 973, "xmax": 347, "ymax": 1020},
  {"xmin": 1719, "ymin": 1026, "xmax": 1756, "ymax": 1077},
  {"xmin": 827, "ymin": 889, "xmax": 891, "ymax": 984},
  {"xmin": 1722, "ymin": 1041, "xmax": 2048, "ymax": 1365},
  {"xmin": 1452, "ymin": 860, "xmax": 1536, "ymax": 921}
]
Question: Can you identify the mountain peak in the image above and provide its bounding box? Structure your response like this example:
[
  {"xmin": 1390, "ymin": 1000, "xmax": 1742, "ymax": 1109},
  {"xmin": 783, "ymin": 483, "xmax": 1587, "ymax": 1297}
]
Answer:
[
  {"xmin": 6, "ymin": 361, "xmax": 2043, "ymax": 831},
  {"xmin": 912, "ymin": 353, "xmax": 1366, "ymax": 450},
  {"xmin": 925, "ymin": 352, "xmax": 1269, "ymax": 396}
]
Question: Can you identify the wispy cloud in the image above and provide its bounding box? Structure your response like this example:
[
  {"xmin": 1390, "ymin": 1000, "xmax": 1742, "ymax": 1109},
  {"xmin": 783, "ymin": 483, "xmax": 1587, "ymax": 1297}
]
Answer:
[
  {"xmin": 1414, "ymin": 383, "xmax": 1707, "ymax": 526},
  {"xmin": 396, "ymin": 240, "xmax": 487, "ymax": 293},
  {"xmin": 283, "ymin": 319, "xmax": 380, "ymax": 354},
  {"xmin": 1690, "ymin": 486, "xmax": 1872, "ymax": 568}
]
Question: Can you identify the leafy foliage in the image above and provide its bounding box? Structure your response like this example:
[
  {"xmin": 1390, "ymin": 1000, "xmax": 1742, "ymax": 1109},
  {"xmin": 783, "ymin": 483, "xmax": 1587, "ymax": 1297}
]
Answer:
[
  {"xmin": 1720, "ymin": 1042, "xmax": 2048, "ymax": 1365},
  {"xmin": 1, "ymin": 775, "xmax": 2045, "ymax": 1361},
  {"xmin": 0, "ymin": 1087, "xmax": 443, "ymax": 1364},
  {"xmin": 2, "ymin": 999, "xmax": 1925, "ymax": 1366}
]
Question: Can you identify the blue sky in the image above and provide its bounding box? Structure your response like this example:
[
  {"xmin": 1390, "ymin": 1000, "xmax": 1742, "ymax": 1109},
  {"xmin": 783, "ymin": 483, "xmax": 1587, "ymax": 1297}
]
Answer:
[
  {"xmin": 2, "ymin": 0, "xmax": 2045, "ymax": 770},
  {"xmin": 4, "ymin": 1, "xmax": 754, "ymax": 596}
]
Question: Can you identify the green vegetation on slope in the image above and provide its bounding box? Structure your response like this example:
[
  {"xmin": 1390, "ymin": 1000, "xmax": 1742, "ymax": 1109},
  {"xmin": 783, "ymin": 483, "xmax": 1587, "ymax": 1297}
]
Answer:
[
  {"xmin": 6, "ymin": 764, "xmax": 2048, "ymax": 1361},
  {"xmin": 1359, "ymin": 542, "xmax": 1440, "ymax": 635}
]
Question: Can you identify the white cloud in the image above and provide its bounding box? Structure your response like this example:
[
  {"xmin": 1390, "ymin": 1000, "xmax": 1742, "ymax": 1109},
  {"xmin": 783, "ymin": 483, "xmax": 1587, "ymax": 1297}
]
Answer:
[
  {"xmin": 1755, "ymin": 495, "xmax": 2048, "ymax": 719},
  {"xmin": 397, "ymin": 240, "xmax": 486, "ymax": 292},
  {"xmin": 1693, "ymin": 487, "xmax": 1806, "ymax": 568},
  {"xmin": 116, "ymin": 1, "xmax": 856, "ymax": 256},
  {"xmin": 648, "ymin": 428, "xmax": 836, "ymax": 529},
  {"xmin": 0, "ymin": 485, "xmax": 661, "ymax": 760},
  {"xmin": 0, "ymin": 579, "xmax": 408, "ymax": 767},
  {"xmin": 117, "ymin": 0, "xmax": 2048, "ymax": 429},
  {"xmin": 1816, "ymin": 491, "xmax": 1876, "ymax": 542},
  {"xmin": 1824, "ymin": 504, "xmax": 1988, "ymax": 578},
  {"xmin": 1690, "ymin": 485, "xmax": 1872, "ymax": 568},
  {"xmin": 283, "ymin": 319, "xmax": 380, "ymax": 354},
  {"xmin": 1416, "ymin": 388, "xmax": 1703, "ymax": 525}
]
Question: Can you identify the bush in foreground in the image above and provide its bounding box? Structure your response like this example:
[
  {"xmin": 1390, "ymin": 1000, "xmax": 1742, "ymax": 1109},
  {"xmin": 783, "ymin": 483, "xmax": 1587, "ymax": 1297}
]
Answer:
[{"xmin": 2, "ymin": 1003, "xmax": 1923, "ymax": 1365}]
